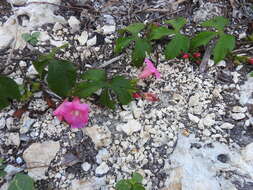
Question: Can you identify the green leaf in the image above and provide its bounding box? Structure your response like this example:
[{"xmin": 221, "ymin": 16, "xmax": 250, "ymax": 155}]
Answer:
[
  {"xmin": 149, "ymin": 26, "xmax": 174, "ymax": 40},
  {"xmin": 110, "ymin": 76, "xmax": 135, "ymax": 105},
  {"xmin": 213, "ymin": 34, "xmax": 235, "ymax": 63},
  {"xmin": 8, "ymin": 173, "xmax": 35, "ymax": 190},
  {"xmin": 99, "ymin": 89, "xmax": 115, "ymax": 109},
  {"xmin": 116, "ymin": 180, "xmax": 132, "ymax": 190},
  {"xmin": 21, "ymin": 33, "xmax": 32, "ymax": 42},
  {"xmin": 0, "ymin": 76, "xmax": 21, "ymax": 110},
  {"xmin": 74, "ymin": 81, "xmax": 105, "ymax": 98},
  {"xmin": 250, "ymin": 71, "xmax": 253, "ymax": 77},
  {"xmin": 47, "ymin": 60, "xmax": 77, "ymax": 97},
  {"xmin": 132, "ymin": 39, "xmax": 152, "ymax": 67},
  {"xmin": 132, "ymin": 173, "xmax": 143, "ymax": 184},
  {"xmin": 132, "ymin": 184, "xmax": 145, "ymax": 190},
  {"xmin": 124, "ymin": 23, "xmax": 145, "ymax": 35},
  {"xmin": 31, "ymin": 32, "xmax": 40, "ymax": 38},
  {"xmin": 164, "ymin": 34, "xmax": 190, "ymax": 59},
  {"xmin": 32, "ymin": 55, "xmax": 51, "ymax": 77},
  {"xmin": 114, "ymin": 36, "xmax": 133, "ymax": 54},
  {"xmin": 0, "ymin": 170, "xmax": 6, "ymax": 178},
  {"xmin": 165, "ymin": 17, "xmax": 187, "ymax": 32},
  {"xmin": 82, "ymin": 69, "xmax": 106, "ymax": 81},
  {"xmin": 190, "ymin": 31, "xmax": 217, "ymax": 49},
  {"xmin": 201, "ymin": 16, "xmax": 229, "ymax": 31}
]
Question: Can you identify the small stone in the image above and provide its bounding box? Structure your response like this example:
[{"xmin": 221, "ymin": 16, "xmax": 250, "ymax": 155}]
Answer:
[
  {"xmin": 4, "ymin": 165, "xmax": 22, "ymax": 176},
  {"xmin": 7, "ymin": 133, "xmax": 20, "ymax": 147},
  {"xmin": 68, "ymin": 16, "xmax": 80, "ymax": 33},
  {"xmin": 220, "ymin": 123, "xmax": 234, "ymax": 129},
  {"xmin": 119, "ymin": 119, "xmax": 142, "ymax": 135},
  {"xmin": 16, "ymin": 157, "xmax": 23, "ymax": 164},
  {"xmin": 78, "ymin": 31, "xmax": 88, "ymax": 45},
  {"xmin": 87, "ymin": 36, "xmax": 97, "ymax": 47},
  {"xmin": 81, "ymin": 162, "xmax": 91, "ymax": 172},
  {"xmin": 27, "ymin": 65, "xmax": 38, "ymax": 78},
  {"xmin": 232, "ymin": 106, "xmax": 247, "ymax": 113},
  {"xmin": 232, "ymin": 113, "xmax": 245, "ymax": 120},
  {"xmin": 203, "ymin": 129, "xmax": 211, "ymax": 136},
  {"xmin": 19, "ymin": 61, "xmax": 27, "ymax": 67},
  {"xmin": 0, "ymin": 118, "xmax": 6, "ymax": 129},
  {"xmin": 203, "ymin": 114, "xmax": 216, "ymax": 127},
  {"xmin": 101, "ymin": 25, "xmax": 116, "ymax": 35},
  {"xmin": 53, "ymin": 22, "xmax": 63, "ymax": 31},
  {"xmin": 20, "ymin": 118, "xmax": 35, "ymax": 134},
  {"xmin": 242, "ymin": 143, "xmax": 253, "ymax": 162},
  {"xmin": 96, "ymin": 148, "xmax": 110, "ymax": 164},
  {"xmin": 83, "ymin": 126, "xmax": 111, "ymax": 148},
  {"xmin": 217, "ymin": 60, "xmax": 226, "ymax": 67},
  {"xmin": 188, "ymin": 113, "xmax": 200, "ymax": 123},
  {"xmin": 189, "ymin": 94, "xmax": 200, "ymax": 107},
  {"xmin": 95, "ymin": 162, "xmax": 109, "ymax": 175}
]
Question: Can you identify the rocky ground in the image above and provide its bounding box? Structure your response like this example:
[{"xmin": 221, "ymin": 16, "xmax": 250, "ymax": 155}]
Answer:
[{"xmin": 0, "ymin": 0, "xmax": 253, "ymax": 190}]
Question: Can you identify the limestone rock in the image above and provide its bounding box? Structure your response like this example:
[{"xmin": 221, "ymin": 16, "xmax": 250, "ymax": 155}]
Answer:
[
  {"xmin": 83, "ymin": 126, "xmax": 111, "ymax": 148},
  {"xmin": 68, "ymin": 16, "xmax": 80, "ymax": 33},
  {"xmin": 23, "ymin": 141, "xmax": 60, "ymax": 180},
  {"xmin": 117, "ymin": 119, "xmax": 142, "ymax": 135},
  {"xmin": 95, "ymin": 162, "xmax": 109, "ymax": 175},
  {"xmin": 78, "ymin": 31, "xmax": 88, "ymax": 45},
  {"xmin": 242, "ymin": 143, "xmax": 253, "ymax": 162}
]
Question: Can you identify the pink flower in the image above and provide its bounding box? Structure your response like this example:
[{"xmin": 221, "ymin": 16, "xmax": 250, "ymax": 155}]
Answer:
[
  {"xmin": 142, "ymin": 93, "xmax": 159, "ymax": 102},
  {"xmin": 53, "ymin": 98, "xmax": 89, "ymax": 128},
  {"xmin": 139, "ymin": 58, "xmax": 161, "ymax": 79}
]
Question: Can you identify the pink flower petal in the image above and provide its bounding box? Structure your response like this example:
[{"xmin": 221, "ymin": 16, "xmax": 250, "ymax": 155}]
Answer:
[
  {"xmin": 53, "ymin": 98, "xmax": 89, "ymax": 128},
  {"xmin": 138, "ymin": 67, "xmax": 153, "ymax": 79},
  {"xmin": 139, "ymin": 58, "xmax": 161, "ymax": 79}
]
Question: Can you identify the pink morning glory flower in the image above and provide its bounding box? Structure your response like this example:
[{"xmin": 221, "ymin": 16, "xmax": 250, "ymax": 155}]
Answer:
[
  {"xmin": 53, "ymin": 98, "xmax": 89, "ymax": 128},
  {"xmin": 138, "ymin": 58, "xmax": 161, "ymax": 79}
]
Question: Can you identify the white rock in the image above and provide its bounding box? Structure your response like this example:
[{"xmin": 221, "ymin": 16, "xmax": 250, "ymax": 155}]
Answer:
[
  {"xmin": 119, "ymin": 111, "xmax": 133, "ymax": 122},
  {"xmin": 87, "ymin": 36, "xmax": 97, "ymax": 47},
  {"xmin": 81, "ymin": 162, "xmax": 91, "ymax": 172},
  {"xmin": 6, "ymin": 117, "xmax": 14, "ymax": 130},
  {"xmin": 242, "ymin": 143, "xmax": 253, "ymax": 162},
  {"xmin": 217, "ymin": 60, "xmax": 226, "ymax": 67},
  {"xmin": 95, "ymin": 162, "xmax": 109, "ymax": 175},
  {"xmin": 188, "ymin": 113, "xmax": 200, "ymax": 123},
  {"xmin": 4, "ymin": 165, "xmax": 22, "ymax": 176},
  {"xmin": 27, "ymin": 65, "xmax": 38, "ymax": 78},
  {"xmin": 0, "ymin": 118, "xmax": 6, "ymax": 129},
  {"xmin": 83, "ymin": 126, "xmax": 111, "ymax": 148},
  {"xmin": 96, "ymin": 148, "xmax": 110, "ymax": 164},
  {"xmin": 203, "ymin": 114, "xmax": 216, "ymax": 127},
  {"xmin": 232, "ymin": 113, "xmax": 245, "ymax": 120},
  {"xmin": 39, "ymin": 31, "xmax": 50, "ymax": 42},
  {"xmin": 19, "ymin": 61, "xmax": 27, "ymax": 67},
  {"xmin": 232, "ymin": 106, "xmax": 247, "ymax": 113},
  {"xmin": 189, "ymin": 94, "xmax": 200, "ymax": 107},
  {"xmin": 118, "ymin": 119, "xmax": 142, "ymax": 135},
  {"xmin": 203, "ymin": 129, "xmax": 211, "ymax": 136},
  {"xmin": 20, "ymin": 118, "xmax": 35, "ymax": 134},
  {"xmin": 53, "ymin": 22, "xmax": 63, "ymax": 31},
  {"xmin": 68, "ymin": 16, "xmax": 80, "ymax": 33},
  {"xmin": 50, "ymin": 39, "xmax": 67, "ymax": 47},
  {"xmin": 6, "ymin": 133, "xmax": 20, "ymax": 147},
  {"xmin": 78, "ymin": 31, "xmax": 88, "ymax": 45},
  {"xmin": 0, "ymin": 27, "xmax": 14, "ymax": 49},
  {"xmin": 23, "ymin": 141, "xmax": 60, "ymax": 180},
  {"xmin": 101, "ymin": 25, "xmax": 116, "ymax": 35},
  {"xmin": 220, "ymin": 123, "xmax": 234, "ymax": 129},
  {"xmin": 14, "ymin": 77, "xmax": 23, "ymax": 85}
]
